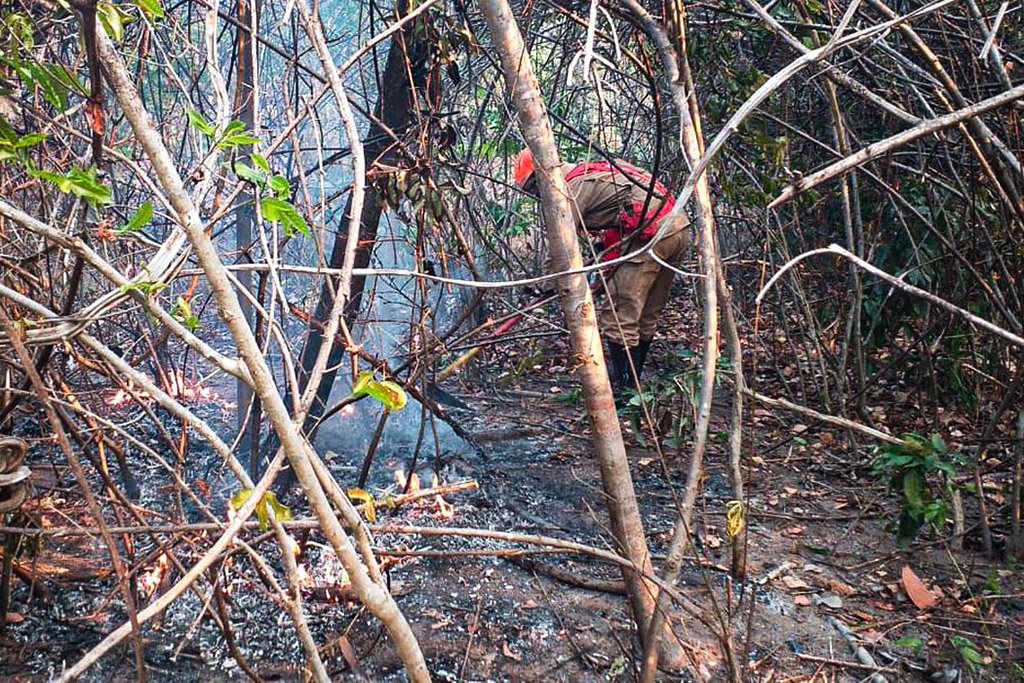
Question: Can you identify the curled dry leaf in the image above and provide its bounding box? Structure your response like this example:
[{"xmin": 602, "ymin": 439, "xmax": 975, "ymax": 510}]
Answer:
[
  {"xmin": 782, "ymin": 575, "xmax": 810, "ymax": 590},
  {"xmin": 503, "ymin": 641, "xmax": 522, "ymax": 661},
  {"xmin": 827, "ymin": 579, "xmax": 856, "ymax": 597},
  {"xmin": 901, "ymin": 565, "xmax": 938, "ymax": 610}
]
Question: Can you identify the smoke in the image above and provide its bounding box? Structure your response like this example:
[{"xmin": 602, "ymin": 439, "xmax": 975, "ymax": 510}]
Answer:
[{"xmin": 312, "ymin": 214, "xmax": 474, "ymax": 484}]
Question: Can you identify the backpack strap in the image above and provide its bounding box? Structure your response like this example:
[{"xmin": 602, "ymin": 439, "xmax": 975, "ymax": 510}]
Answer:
[{"xmin": 564, "ymin": 160, "xmax": 676, "ymax": 260}]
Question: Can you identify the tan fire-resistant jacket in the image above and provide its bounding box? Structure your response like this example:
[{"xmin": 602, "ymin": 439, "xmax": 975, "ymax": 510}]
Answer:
[{"xmin": 562, "ymin": 163, "xmax": 676, "ymax": 236}]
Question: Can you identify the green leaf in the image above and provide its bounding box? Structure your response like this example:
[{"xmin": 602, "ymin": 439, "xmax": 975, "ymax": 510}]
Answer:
[
  {"xmin": 97, "ymin": 1, "xmax": 128, "ymax": 42},
  {"xmin": 20, "ymin": 62, "xmax": 80, "ymax": 111},
  {"xmin": 0, "ymin": 123, "xmax": 46, "ymax": 164},
  {"xmin": 32, "ymin": 167, "xmax": 112, "ymax": 207},
  {"xmin": 14, "ymin": 133, "xmax": 46, "ymax": 149},
  {"xmin": 119, "ymin": 280, "xmax": 166, "ymax": 297},
  {"xmin": 252, "ymin": 153, "xmax": 270, "ymax": 173},
  {"xmin": 186, "ymin": 108, "xmax": 217, "ymax": 138},
  {"xmin": 260, "ymin": 197, "xmax": 309, "ymax": 237},
  {"xmin": 893, "ymin": 636, "xmax": 923, "ymax": 656},
  {"xmin": 233, "ymin": 163, "xmax": 265, "ymax": 185},
  {"xmin": 170, "ymin": 296, "xmax": 200, "ymax": 332},
  {"xmin": 260, "ymin": 196, "xmax": 284, "ymax": 222},
  {"xmin": 216, "ymin": 120, "xmax": 261, "ymax": 149},
  {"xmin": 350, "ymin": 371, "xmax": 407, "ymax": 411},
  {"xmin": 132, "ymin": 0, "xmax": 165, "ymax": 21},
  {"xmin": 902, "ymin": 469, "xmax": 926, "ymax": 511},
  {"xmin": 268, "ymin": 175, "xmax": 290, "ymax": 198},
  {"xmin": 118, "ymin": 201, "xmax": 153, "ymax": 234},
  {"xmin": 3, "ymin": 12, "xmax": 34, "ymax": 52}
]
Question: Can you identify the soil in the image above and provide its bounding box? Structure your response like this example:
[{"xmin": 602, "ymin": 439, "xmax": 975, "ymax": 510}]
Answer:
[{"xmin": 2, "ymin": 293, "xmax": 1022, "ymax": 682}]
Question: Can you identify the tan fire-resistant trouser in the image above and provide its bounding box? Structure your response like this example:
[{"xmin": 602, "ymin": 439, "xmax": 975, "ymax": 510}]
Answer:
[{"xmin": 599, "ymin": 225, "xmax": 690, "ymax": 348}]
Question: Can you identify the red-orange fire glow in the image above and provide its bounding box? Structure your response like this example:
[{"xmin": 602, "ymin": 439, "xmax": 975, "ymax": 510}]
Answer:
[
  {"xmin": 395, "ymin": 469, "xmax": 421, "ymax": 493},
  {"xmin": 104, "ymin": 386, "xmax": 133, "ymax": 407},
  {"xmin": 104, "ymin": 370, "xmax": 218, "ymax": 408},
  {"xmin": 165, "ymin": 370, "xmax": 215, "ymax": 401},
  {"xmin": 137, "ymin": 552, "xmax": 170, "ymax": 599},
  {"xmin": 431, "ymin": 473, "xmax": 454, "ymax": 519}
]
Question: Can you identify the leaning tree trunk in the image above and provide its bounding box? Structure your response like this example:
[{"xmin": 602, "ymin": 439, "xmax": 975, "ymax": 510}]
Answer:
[
  {"xmin": 293, "ymin": 0, "xmax": 429, "ymax": 440},
  {"xmin": 479, "ymin": 0, "xmax": 687, "ymax": 670},
  {"xmin": 233, "ymin": 0, "xmax": 261, "ymax": 472}
]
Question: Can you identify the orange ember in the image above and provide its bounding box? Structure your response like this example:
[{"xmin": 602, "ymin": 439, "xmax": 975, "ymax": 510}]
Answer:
[
  {"xmin": 431, "ymin": 473, "xmax": 454, "ymax": 519},
  {"xmin": 104, "ymin": 387, "xmax": 133, "ymax": 407},
  {"xmin": 105, "ymin": 370, "xmax": 218, "ymax": 407},
  {"xmin": 395, "ymin": 469, "xmax": 421, "ymax": 493},
  {"xmin": 165, "ymin": 370, "xmax": 215, "ymax": 401},
  {"xmin": 137, "ymin": 553, "xmax": 170, "ymax": 599}
]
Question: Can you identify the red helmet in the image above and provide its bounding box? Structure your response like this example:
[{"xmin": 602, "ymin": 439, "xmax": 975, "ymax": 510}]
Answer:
[{"xmin": 513, "ymin": 147, "xmax": 535, "ymax": 188}]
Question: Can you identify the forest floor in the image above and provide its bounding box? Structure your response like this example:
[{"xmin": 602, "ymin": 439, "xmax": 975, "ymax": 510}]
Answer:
[{"xmin": 2, "ymin": 291, "xmax": 1023, "ymax": 682}]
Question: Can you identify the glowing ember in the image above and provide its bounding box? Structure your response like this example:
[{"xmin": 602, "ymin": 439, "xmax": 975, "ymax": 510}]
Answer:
[
  {"xmin": 285, "ymin": 535, "xmax": 314, "ymax": 588},
  {"xmin": 104, "ymin": 370, "xmax": 218, "ymax": 407},
  {"xmin": 104, "ymin": 386, "xmax": 133, "ymax": 407},
  {"xmin": 431, "ymin": 473, "xmax": 454, "ymax": 519},
  {"xmin": 395, "ymin": 469, "xmax": 421, "ymax": 493},
  {"xmin": 137, "ymin": 552, "xmax": 170, "ymax": 599},
  {"xmin": 165, "ymin": 369, "xmax": 215, "ymax": 401}
]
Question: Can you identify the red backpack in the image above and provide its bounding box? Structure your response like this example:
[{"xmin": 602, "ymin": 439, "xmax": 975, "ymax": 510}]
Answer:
[{"xmin": 564, "ymin": 160, "xmax": 676, "ymax": 260}]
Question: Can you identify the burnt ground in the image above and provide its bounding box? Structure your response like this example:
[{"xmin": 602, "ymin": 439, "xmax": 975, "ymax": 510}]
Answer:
[{"xmin": 2, "ymin": 296, "xmax": 1024, "ymax": 682}]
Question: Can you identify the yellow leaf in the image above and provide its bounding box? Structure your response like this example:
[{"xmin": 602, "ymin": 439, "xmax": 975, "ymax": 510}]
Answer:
[
  {"xmin": 347, "ymin": 487, "xmax": 377, "ymax": 522},
  {"xmin": 230, "ymin": 488, "xmax": 253, "ymax": 511},
  {"xmin": 726, "ymin": 500, "xmax": 745, "ymax": 539},
  {"xmin": 350, "ymin": 371, "xmax": 408, "ymax": 411}
]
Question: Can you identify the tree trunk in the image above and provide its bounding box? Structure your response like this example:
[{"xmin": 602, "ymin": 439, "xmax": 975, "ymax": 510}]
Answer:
[
  {"xmin": 96, "ymin": 30, "xmax": 430, "ymax": 682},
  {"xmin": 478, "ymin": 0, "xmax": 686, "ymax": 669},
  {"xmin": 233, "ymin": 0, "xmax": 260, "ymax": 473},
  {"xmin": 294, "ymin": 0, "xmax": 429, "ymax": 438}
]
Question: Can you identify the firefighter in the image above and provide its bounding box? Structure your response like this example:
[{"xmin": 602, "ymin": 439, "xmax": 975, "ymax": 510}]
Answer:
[{"xmin": 514, "ymin": 147, "xmax": 690, "ymax": 396}]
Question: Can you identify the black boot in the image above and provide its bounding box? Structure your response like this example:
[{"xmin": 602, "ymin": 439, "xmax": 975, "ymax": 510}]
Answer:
[
  {"xmin": 605, "ymin": 341, "xmax": 631, "ymax": 396},
  {"xmin": 633, "ymin": 339, "xmax": 652, "ymax": 383}
]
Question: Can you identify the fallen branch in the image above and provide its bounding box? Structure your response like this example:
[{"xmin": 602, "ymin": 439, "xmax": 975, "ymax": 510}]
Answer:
[
  {"xmin": 827, "ymin": 616, "xmax": 889, "ymax": 683},
  {"xmin": 505, "ymin": 554, "xmax": 627, "ymax": 595},
  {"xmin": 739, "ymin": 385, "xmax": 907, "ymax": 446},
  {"xmin": 794, "ymin": 652, "xmax": 897, "ymax": 675},
  {"xmin": 0, "ymin": 480, "xmax": 480, "ymax": 538}
]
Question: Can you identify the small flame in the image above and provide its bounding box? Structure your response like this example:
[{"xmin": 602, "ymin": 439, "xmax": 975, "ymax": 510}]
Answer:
[
  {"xmin": 287, "ymin": 535, "xmax": 313, "ymax": 589},
  {"xmin": 165, "ymin": 369, "xmax": 215, "ymax": 401},
  {"xmin": 137, "ymin": 552, "xmax": 170, "ymax": 599},
  {"xmin": 104, "ymin": 387, "xmax": 133, "ymax": 407},
  {"xmin": 105, "ymin": 370, "xmax": 218, "ymax": 408},
  {"xmin": 395, "ymin": 469, "xmax": 421, "ymax": 493},
  {"xmin": 431, "ymin": 473, "xmax": 454, "ymax": 519}
]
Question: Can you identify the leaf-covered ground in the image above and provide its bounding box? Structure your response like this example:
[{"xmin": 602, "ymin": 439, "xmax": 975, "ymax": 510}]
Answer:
[{"xmin": 2, "ymin": 289, "xmax": 1022, "ymax": 681}]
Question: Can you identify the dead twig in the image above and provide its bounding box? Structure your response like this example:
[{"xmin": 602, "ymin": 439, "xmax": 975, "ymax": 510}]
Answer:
[{"xmin": 505, "ymin": 554, "xmax": 627, "ymax": 595}]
